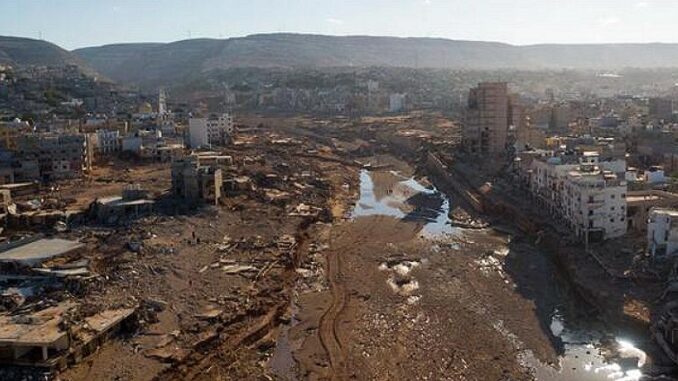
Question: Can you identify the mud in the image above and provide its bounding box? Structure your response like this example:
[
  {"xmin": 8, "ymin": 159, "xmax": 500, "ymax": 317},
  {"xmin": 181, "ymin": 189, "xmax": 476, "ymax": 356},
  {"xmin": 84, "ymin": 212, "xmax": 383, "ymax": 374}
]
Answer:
[{"xmin": 286, "ymin": 159, "xmax": 657, "ymax": 380}]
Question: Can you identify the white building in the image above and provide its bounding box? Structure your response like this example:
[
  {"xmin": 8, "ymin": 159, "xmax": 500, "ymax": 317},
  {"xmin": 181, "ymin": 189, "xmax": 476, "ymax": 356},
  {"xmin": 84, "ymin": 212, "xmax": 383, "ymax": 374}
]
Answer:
[
  {"xmin": 644, "ymin": 166, "xmax": 666, "ymax": 184},
  {"xmin": 389, "ymin": 93, "xmax": 406, "ymax": 113},
  {"xmin": 95, "ymin": 129, "xmax": 120, "ymax": 155},
  {"xmin": 647, "ymin": 208, "xmax": 678, "ymax": 257},
  {"xmin": 529, "ymin": 152, "xmax": 628, "ymax": 241},
  {"xmin": 188, "ymin": 114, "xmax": 234, "ymax": 149}
]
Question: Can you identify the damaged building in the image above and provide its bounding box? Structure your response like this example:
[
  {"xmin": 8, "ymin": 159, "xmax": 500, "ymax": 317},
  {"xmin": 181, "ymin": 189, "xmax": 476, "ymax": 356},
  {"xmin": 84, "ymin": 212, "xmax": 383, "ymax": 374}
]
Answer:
[
  {"xmin": 171, "ymin": 157, "xmax": 222, "ymax": 205},
  {"xmin": 90, "ymin": 184, "xmax": 155, "ymax": 224}
]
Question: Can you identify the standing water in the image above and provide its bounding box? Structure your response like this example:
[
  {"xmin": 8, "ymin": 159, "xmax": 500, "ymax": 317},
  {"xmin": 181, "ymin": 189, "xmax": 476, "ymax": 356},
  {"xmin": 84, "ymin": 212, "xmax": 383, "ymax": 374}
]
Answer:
[
  {"xmin": 270, "ymin": 169, "xmax": 650, "ymax": 380},
  {"xmin": 354, "ymin": 170, "xmax": 649, "ymax": 381}
]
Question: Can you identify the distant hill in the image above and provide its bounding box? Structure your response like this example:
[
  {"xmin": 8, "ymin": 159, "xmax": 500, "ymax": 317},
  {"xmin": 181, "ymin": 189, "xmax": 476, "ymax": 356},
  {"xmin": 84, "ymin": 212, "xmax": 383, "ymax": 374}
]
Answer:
[
  {"xmin": 69, "ymin": 33, "xmax": 678, "ymax": 87},
  {"xmin": 0, "ymin": 36, "xmax": 99, "ymax": 76}
]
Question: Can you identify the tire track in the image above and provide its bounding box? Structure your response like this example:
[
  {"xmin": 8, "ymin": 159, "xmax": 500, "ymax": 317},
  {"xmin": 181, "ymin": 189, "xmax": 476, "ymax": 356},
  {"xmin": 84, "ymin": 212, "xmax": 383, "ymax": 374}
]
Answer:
[{"xmin": 318, "ymin": 227, "xmax": 350, "ymax": 380}]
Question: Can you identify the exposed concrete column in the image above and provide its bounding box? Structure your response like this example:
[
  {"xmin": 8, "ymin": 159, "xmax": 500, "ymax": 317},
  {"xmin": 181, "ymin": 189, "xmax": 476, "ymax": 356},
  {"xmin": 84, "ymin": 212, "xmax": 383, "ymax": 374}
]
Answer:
[{"xmin": 42, "ymin": 345, "xmax": 48, "ymax": 360}]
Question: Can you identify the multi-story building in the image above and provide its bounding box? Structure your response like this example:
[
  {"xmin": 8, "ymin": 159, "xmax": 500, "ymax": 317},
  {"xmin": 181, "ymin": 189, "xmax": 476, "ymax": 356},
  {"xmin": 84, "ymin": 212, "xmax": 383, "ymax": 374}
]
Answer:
[
  {"xmin": 171, "ymin": 157, "xmax": 222, "ymax": 205},
  {"xmin": 464, "ymin": 82, "xmax": 515, "ymax": 157},
  {"xmin": 15, "ymin": 134, "xmax": 91, "ymax": 181},
  {"xmin": 647, "ymin": 208, "xmax": 678, "ymax": 257},
  {"xmin": 649, "ymin": 97, "xmax": 673, "ymax": 122},
  {"xmin": 528, "ymin": 151, "xmax": 627, "ymax": 241},
  {"xmin": 188, "ymin": 113, "xmax": 234, "ymax": 149},
  {"xmin": 389, "ymin": 93, "xmax": 406, "ymax": 113},
  {"xmin": 94, "ymin": 129, "xmax": 120, "ymax": 155}
]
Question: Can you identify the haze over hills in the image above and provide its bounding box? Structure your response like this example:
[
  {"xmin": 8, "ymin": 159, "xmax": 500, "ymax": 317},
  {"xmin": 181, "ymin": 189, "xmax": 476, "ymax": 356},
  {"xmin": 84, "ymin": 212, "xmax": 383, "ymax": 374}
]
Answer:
[
  {"xmin": 7, "ymin": 33, "xmax": 678, "ymax": 89},
  {"xmin": 72, "ymin": 34, "xmax": 678, "ymax": 88},
  {"xmin": 0, "ymin": 36, "xmax": 99, "ymax": 77}
]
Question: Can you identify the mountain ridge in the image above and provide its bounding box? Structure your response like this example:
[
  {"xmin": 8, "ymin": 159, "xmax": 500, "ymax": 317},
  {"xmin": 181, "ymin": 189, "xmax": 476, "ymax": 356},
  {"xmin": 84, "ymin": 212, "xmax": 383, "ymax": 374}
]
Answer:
[
  {"xmin": 72, "ymin": 33, "xmax": 678, "ymax": 88},
  {"xmin": 7, "ymin": 33, "xmax": 678, "ymax": 89},
  {"xmin": 0, "ymin": 36, "xmax": 100, "ymax": 77}
]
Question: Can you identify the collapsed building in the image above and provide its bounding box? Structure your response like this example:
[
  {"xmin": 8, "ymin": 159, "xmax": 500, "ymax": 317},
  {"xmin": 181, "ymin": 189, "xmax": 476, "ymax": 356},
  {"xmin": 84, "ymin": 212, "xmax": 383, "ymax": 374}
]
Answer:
[
  {"xmin": 90, "ymin": 184, "xmax": 155, "ymax": 224},
  {"xmin": 0, "ymin": 236, "xmax": 137, "ymax": 370}
]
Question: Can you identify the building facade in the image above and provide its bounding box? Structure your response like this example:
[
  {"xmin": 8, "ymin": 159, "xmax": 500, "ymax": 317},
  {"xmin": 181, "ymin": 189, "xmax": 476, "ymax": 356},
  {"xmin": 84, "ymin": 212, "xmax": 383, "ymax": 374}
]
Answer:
[
  {"xmin": 15, "ymin": 134, "xmax": 91, "ymax": 181},
  {"xmin": 648, "ymin": 208, "xmax": 678, "ymax": 257},
  {"xmin": 464, "ymin": 82, "xmax": 513, "ymax": 157},
  {"xmin": 95, "ymin": 129, "xmax": 120, "ymax": 155},
  {"xmin": 171, "ymin": 157, "xmax": 222, "ymax": 205},
  {"xmin": 528, "ymin": 152, "xmax": 627, "ymax": 241},
  {"xmin": 188, "ymin": 114, "xmax": 234, "ymax": 149}
]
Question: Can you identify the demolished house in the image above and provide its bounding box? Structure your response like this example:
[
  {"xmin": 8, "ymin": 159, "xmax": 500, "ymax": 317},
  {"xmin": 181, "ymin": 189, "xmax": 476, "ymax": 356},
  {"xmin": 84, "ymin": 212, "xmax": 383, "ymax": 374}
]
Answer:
[
  {"xmin": 0, "ymin": 236, "xmax": 137, "ymax": 370},
  {"xmin": 0, "ymin": 301, "xmax": 136, "ymax": 369},
  {"xmin": 90, "ymin": 184, "xmax": 155, "ymax": 224}
]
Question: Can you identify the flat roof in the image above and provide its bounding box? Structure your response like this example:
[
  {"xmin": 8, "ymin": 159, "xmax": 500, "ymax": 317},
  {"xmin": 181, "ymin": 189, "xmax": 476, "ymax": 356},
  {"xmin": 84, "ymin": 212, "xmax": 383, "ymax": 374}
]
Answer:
[
  {"xmin": 0, "ymin": 302, "xmax": 75, "ymax": 346},
  {"xmin": 651, "ymin": 208, "xmax": 678, "ymax": 217},
  {"xmin": 0, "ymin": 182, "xmax": 36, "ymax": 189},
  {"xmin": 98, "ymin": 196, "xmax": 154, "ymax": 207},
  {"xmin": 0, "ymin": 238, "xmax": 84, "ymax": 265},
  {"xmin": 627, "ymin": 195, "xmax": 661, "ymax": 202}
]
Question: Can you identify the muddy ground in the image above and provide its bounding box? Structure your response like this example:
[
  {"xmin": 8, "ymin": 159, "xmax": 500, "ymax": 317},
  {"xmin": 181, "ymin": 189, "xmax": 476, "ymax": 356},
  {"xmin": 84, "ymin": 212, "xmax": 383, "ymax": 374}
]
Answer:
[
  {"xmin": 17, "ymin": 113, "xmax": 659, "ymax": 381},
  {"xmin": 287, "ymin": 161, "xmax": 558, "ymax": 381}
]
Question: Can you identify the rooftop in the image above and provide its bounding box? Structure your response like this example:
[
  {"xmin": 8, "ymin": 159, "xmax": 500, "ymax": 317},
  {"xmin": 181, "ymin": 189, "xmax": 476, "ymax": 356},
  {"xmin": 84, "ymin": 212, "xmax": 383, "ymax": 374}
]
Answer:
[
  {"xmin": 650, "ymin": 208, "xmax": 678, "ymax": 217},
  {"xmin": 0, "ymin": 237, "xmax": 84, "ymax": 265}
]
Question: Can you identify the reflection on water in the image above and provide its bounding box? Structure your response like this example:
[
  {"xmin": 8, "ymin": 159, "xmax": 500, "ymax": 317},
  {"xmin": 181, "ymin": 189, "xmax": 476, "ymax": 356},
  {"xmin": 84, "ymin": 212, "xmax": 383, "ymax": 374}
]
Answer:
[
  {"xmin": 352, "ymin": 170, "xmax": 457, "ymax": 236},
  {"xmin": 352, "ymin": 170, "xmax": 648, "ymax": 380},
  {"xmin": 528, "ymin": 308, "xmax": 646, "ymax": 381}
]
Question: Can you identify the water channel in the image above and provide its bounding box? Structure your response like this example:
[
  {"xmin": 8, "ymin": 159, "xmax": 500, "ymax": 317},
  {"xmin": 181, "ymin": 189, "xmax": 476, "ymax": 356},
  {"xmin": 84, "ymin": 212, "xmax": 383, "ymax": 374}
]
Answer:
[
  {"xmin": 354, "ymin": 169, "xmax": 649, "ymax": 381},
  {"xmin": 271, "ymin": 169, "xmax": 651, "ymax": 380}
]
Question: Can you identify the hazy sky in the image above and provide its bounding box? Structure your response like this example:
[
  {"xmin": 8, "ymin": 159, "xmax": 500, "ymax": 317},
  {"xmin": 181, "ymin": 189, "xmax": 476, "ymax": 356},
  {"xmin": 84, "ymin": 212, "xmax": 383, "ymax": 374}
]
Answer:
[{"xmin": 2, "ymin": 0, "xmax": 677, "ymax": 50}]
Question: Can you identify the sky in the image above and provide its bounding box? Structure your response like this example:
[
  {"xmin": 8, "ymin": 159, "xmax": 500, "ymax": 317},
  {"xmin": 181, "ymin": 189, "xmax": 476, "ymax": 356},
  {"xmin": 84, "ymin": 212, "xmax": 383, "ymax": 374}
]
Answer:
[{"xmin": 2, "ymin": 0, "xmax": 678, "ymax": 50}]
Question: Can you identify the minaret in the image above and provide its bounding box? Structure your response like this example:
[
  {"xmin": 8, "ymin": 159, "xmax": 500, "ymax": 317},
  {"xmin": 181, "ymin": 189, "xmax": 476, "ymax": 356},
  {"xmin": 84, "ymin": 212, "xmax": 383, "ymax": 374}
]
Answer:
[{"xmin": 158, "ymin": 88, "xmax": 167, "ymax": 115}]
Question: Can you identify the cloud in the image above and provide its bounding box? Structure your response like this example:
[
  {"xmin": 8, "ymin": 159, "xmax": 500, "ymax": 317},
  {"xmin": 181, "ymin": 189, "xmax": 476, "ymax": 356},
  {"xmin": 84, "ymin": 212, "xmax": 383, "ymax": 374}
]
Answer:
[
  {"xmin": 598, "ymin": 16, "xmax": 621, "ymax": 27},
  {"xmin": 325, "ymin": 18, "xmax": 344, "ymax": 25},
  {"xmin": 635, "ymin": 1, "xmax": 649, "ymax": 8}
]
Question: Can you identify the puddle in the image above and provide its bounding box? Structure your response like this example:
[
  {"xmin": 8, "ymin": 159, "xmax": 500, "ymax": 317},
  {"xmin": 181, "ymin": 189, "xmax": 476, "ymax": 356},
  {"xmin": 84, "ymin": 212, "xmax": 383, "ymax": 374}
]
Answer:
[
  {"xmin": 269, "ymin": 300, "xmax": 299, "ymax": 380},
  {"xmin": 527, "ymin": 308, "xmax": 647, "ymax": 381},
  {"xmin": 352, "ymin": 170, "xmax": 458, "ymax": 236},
  {"xmin": 503, "ymin": 242, "xmax": 651, "ymax": 381}
]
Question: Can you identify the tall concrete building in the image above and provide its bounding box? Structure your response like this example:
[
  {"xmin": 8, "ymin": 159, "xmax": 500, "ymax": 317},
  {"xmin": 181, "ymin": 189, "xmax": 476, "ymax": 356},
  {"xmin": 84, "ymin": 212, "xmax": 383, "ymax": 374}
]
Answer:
[
  {"xmin": 649, "ymin": 97, "xmax": 673, "ymax": 122},
  {"xmin": 188, "ymin": 113, "xmax": 234, "ymax": 149},
  {"xmin": 463, "ymin": 82, "xmax": 512, "ymax": 157}
]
